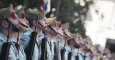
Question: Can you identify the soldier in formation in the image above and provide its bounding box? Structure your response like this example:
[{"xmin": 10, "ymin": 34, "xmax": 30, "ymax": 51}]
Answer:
[{"xmin": 0, "ymin": 3, "xmax": 106, "ymax": 60}]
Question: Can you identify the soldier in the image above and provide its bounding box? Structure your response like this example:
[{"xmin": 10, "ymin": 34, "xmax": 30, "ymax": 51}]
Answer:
[
  {"xmin": 21, "ymin": 8, "xmax": 47, "ymax": 60},
  {"xmin": 46, "ymin": 18, "xmax": 59, "ymax": 60},
  {"xmin": 62, "ymin": 23, "xmax": 74, "ymax": 60},
  {"xmin": 56, "ymin": 21, "xmax": 67, "ymax": 60},
  {"xmin": 0, "ymin": 4, "xmax": 28, "ymax": 60},
  {"xmin": 67, "ymin": 38, "xmax": 75, "ymax": 60},
  {"xmin": 84, "ymin": 39, "xmax": 93, "ymax": 60},
  {"xmin": 0, "ymin": 5, "xmax": 18, "ymax": 60},
  {"xmin": 75, "ymin": 33, "xmax": 86, "ymax": 60},
  {"xmin": 15, "ymin": 6, "xmax": 29, "ymax": 60}
]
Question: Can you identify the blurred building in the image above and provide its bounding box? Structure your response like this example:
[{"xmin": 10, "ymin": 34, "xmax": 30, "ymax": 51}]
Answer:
[{"xmin": 85, "ymin": 0, "xmax": 115, "ymax": 48}]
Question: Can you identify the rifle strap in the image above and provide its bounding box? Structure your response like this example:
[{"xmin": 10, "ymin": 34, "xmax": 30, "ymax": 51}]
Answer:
[
  {"xmin": 68, "ymin": 51, "xmax": 72, "ymax": 60},
  {"xmin": 40, "ymin": 37, "xmax": 47, "ymax": 60},
  {"xmin": 79, "ymin": 53, "xmax": 86, "ymax": 60},
  {"xmin": 25, "ymin": 31, "xmax": 37, "ymax": 60},
  {"xmin": 60, "ymin": 48, "xmax": 66, "ymax": 60},
  {"xmin": 0, "ymin": 42, "xmax": 11, "ymax": 60}
]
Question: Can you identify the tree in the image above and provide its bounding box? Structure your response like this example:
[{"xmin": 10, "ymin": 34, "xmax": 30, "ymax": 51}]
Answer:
[
  {"xmin": 49, "ymin": 0, "xmax": 93, "ymax": 38},
  {"xmin": 24, "ymin": 0, "xmax": 93, "ymax": 38},
  {"xmin": 0, "ymin": 0, "xmax": 93, "ymax": 38}
]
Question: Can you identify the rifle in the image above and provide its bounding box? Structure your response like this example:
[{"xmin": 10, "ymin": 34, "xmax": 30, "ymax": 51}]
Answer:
[
  {"xmin": 0, "ymin": 19, "xmax": 12, "ymax": 60},
  {"xmin": 38, "ymin": 19, "xmax": 48, "ymax": 60},
  {"xmin": 68, "ymin": 38, "xmax": 75, "ymax": 60},
  {"xmin": 61, "ymin": 31, "xmax": 72, "ymax": 60},
  {"xmin": 53, "ymin": 40, "xmax": 60, "ymax": 60},
  {"xmin": 60, "ymin": 44, "xmax": 66, "ymax": 60},
  {"xmin": 25, "ymin": 31, "xmax": 37, "ymax": 60},
  {"xmin": 40, "ymin": 31, "xmax": 47, "ymax": 60},
  {"xmin": 25, "ymin": 21, "xmax": 38, "ymax": 60},
  {"xmin": 75, "ymin": 49, "xmax": 79, "ymax": 60},
  {"xmin": 15, "ymin": 32, "xmax": 20, "ymax": 60},
  {"xmin": 73, "ymin": 39, "xmax": 80, "ymax": 60},
  {"xmin": 60, "ymin": 36, "xmax": 69, "ymax": 60}
]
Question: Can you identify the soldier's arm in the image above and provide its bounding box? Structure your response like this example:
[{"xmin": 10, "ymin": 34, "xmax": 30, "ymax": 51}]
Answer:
[{"xmin": 21, "ymin": 35, "xmax": 30, "ymax": 49}]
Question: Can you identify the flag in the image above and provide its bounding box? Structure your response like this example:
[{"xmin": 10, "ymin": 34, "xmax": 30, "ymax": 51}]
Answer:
[{"xmin": 41, "ymin": 0, "xmax": 51, "ymax": 14}]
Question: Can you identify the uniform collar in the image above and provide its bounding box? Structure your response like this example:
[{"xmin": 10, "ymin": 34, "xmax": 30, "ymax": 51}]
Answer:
[
  {"xmin": 23, "ymin": 27, "xmax": 33, "ymax": 36},
  {"xmin": 0, "ymin": 32, "xmax": 7, "ymax": 42},
  {"xmin": 11, "ymin": 37, "xmax": 17, "ymax": 43}
]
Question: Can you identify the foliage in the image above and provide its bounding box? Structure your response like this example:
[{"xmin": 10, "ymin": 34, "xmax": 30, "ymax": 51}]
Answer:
[
  {"xmin": 0, "ymin": 0, "xmax": 93, "ymax": 38},
  {"xmin": 50, "ymin": 0, "xmax": 93, "ymax": 38}
]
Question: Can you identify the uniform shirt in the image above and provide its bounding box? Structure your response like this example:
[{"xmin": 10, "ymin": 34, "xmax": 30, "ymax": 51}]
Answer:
[
  {"xmin": 85, "ymin": 52, "xmax": 91, "ymax": 60},
  {"xmin": 47, "ymin": 39, "xmax": 52, "ymax": 60},
  {"xmin": 47, "ymin": 36, "xmax": 59, "ymax": 60},
  {"xmin": 53, "ymin": 36, "xmax": 65, "ymax": 60},
  {"xmin": 0, "ymin": 32, "xmax": 7, "ymax": 54},
  {"xmin": 21, "ymin": 28, "xmax": 33, "ymax": 49},
  {"xmin": 22, "ymin": 28, "xmax": 44, "ymax": 60},
  {"xmin": 70, "ymin": 49, "xmax": 79, "ymax": 60},
  {"xmin": 18, "ymin": 45, "xmax": 26, "ymax": 60},
  {"xmin": 50, "ymin": 37, "xmax": 58, "ymax": 60},
  {"xmin": 59, "ymin": 39, "xmax": 65, "ymax": 60},
  {"xmin": 0, "ymin": 32, "xmax": 18, "ymax": 60},
  {"xmin": 68, "ymin": 50, "xmax": 74, "ymax": 60},
  {"xmin": 36, "ymin": 33, "xmax": 45, "ymax": 60},
  {"xmin": 59, "ymin": 39, "xmax": 65, "ymax": 51},
  {"xmin": 64, "ymin": 45, "xmax": 71, "ymax": 60},
  {"xmin": 78, "ymin": 49, "xmax": 86, "ymax": 60},
  {"xmin": 11, "ymin": 37, "xmax": 26, "ymax": 60},
  {"xmin": 92, "ymin": 55, "xmax": 98, "ymax": 60},
  {"xmin": 32, "ymin": 33, "xmax": 44, "ymax": 60}
]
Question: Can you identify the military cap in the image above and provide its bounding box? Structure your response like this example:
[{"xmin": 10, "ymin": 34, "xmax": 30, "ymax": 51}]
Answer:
[
  {"xmin": 47, "ymin": 17, "xmax": 58, "ymax": 34},
  {"xmin": 0, "ymin": 4, "xmax": 14, "ymax": 19},
  {"xmin": 56, "ymin": 21, "xmax": 62, "ymax": 28},
  {"xmin": 0, "ymin": 4, "xmax": 19, "ymax": 23},
  {"xmin": 56, "ymin": 21, "xmax": 64, "ymax": 36},
  {"xmin": 25, "ymin": 8, "xmax": 44, "ymax": 20},
  {"xmin": 71, "ymin": 33, "xmax": 76, "ymax": 39},
  {"xmin": 71, "ymin": 33, "xmax": 84, "ymax": 47},
  {"xmin": 15, "ymin": 5, "xmax": 26, "ymax": 19},
  {"xmin": 84, "ymin": 37, "xmax": 92, "ymax": 45},
  {"xmin": 62, "ymin": 23, "xmax": 72, "ymax": 39},
  {"xmin": 47, "ymin": 17, "xmax": 56, "ymax": 25},
  {"xmin": 0, "ymin": 4, "xmax": 23, "ymax": 32},
  {"xmin": 62, "ymin": 23, "xmax": 70, "ymax": 29},
  {"xmin": 67, "ymin": 38, "xmax": 80, "ymax": 48},
  {"xmin": 15, "ymin": 5, "xmax": 29, "ymax": 28}
]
